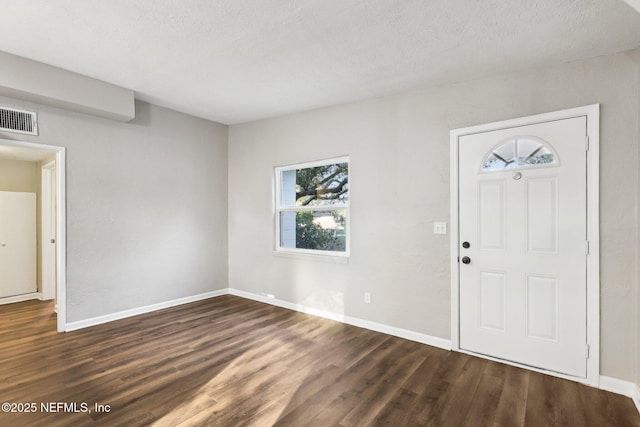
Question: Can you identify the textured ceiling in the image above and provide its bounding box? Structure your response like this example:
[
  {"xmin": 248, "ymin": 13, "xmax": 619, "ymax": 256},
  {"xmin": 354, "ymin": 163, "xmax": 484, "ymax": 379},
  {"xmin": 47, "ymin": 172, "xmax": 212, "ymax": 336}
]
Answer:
[{"xmin": 0, "ymin": 1, "xmax": 639, "ymax": 125}]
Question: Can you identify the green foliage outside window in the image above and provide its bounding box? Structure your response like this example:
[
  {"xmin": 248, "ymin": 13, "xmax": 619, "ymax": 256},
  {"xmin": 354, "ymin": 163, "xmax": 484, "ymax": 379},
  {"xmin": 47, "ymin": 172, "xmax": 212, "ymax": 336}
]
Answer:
[{"xmin": 295, "ymin": 211, "xmax": 346, "ymax": 251}]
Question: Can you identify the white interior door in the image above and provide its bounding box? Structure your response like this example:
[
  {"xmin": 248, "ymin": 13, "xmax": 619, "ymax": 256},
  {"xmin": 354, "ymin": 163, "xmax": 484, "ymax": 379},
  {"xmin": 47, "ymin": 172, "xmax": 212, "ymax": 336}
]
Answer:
[
  {"xmin": 458, "ymin": 117, "xmax": 587, "ymax": 377},
  {"xmin": 41, "ymin": 162, "xmax": 57, "ymax": 301},
  {"xmin": 0, "ymin": 191, "xmax": 37, "ymax": 298}
]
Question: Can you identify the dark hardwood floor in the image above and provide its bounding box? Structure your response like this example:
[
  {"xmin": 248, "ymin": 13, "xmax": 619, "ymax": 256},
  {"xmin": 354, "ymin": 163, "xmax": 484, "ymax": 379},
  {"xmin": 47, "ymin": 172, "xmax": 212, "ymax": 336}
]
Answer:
[{"xmin": 0, "ymin": 295, "xmax": 638, "ymax": 426}]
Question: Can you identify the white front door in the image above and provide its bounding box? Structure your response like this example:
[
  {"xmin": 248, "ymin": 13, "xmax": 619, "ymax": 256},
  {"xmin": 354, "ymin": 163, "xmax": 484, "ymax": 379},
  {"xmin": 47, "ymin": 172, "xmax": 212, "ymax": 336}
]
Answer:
[
  {"xmin": 458, "ymin": 117, "xmax": 587, "ymax": 377},
  {"xmin": 0, "ymin": 191, "xmax": 37, "ymax": 299}
]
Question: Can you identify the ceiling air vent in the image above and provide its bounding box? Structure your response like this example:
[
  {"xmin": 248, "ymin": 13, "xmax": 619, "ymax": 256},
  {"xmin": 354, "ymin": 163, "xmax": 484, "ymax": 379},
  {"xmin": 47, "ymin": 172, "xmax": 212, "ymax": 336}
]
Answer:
[{"xmin": 0, "ymin": 106, "xmax": 38, "ymax": 136}]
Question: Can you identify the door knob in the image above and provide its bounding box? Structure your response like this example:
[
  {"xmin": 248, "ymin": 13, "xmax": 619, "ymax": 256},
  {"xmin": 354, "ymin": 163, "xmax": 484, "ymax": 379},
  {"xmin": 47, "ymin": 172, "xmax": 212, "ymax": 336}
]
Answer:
[{"xmin": 461, "ymin": 256, "xmax": 471, "ymax": 264}]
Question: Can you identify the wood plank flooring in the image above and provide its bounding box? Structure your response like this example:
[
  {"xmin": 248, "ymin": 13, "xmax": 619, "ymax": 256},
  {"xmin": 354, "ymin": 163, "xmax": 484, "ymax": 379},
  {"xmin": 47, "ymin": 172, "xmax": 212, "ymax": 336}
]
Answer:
[{"xmin": 0, "ymin": 295, "xmax": 638, "ymax": 426}]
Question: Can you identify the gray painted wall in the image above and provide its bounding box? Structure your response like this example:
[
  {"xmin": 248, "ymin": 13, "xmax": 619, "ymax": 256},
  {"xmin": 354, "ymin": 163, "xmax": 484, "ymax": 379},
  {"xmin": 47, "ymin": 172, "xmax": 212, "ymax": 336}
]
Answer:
[
  {"xmin": 0, "ymin": 97, "xmax": 229, "ymax": 322},
  {"xmin": 229, "ymin": 50, "xmax": 640, "ymax": 382}
]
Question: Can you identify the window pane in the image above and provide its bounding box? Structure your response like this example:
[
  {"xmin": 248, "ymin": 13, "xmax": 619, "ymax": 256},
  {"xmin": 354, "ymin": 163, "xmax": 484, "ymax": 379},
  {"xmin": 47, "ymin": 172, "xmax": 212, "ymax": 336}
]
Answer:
[
  {"xmin": 280, "ymin": 162, "xmax": 349, "ymax": 207},
  {"xmin": 494, "ymin": 141, "xmax": 515, "ymax": 161},
  {"xmin": 483, "ymin": 153, "xmax": 507, "ymax": 170},
  {"xmin": 280, "ymin": 210, "xmax": 347, "ymax": 252},
  {"xmin": 481, "ymin": 138, "xmax": 556, "ymax": 171}
]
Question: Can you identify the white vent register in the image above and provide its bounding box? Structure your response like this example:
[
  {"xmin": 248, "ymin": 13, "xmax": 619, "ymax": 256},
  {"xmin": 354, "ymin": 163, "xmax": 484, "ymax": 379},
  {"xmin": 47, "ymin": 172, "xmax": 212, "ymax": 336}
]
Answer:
[{"xmin": 0, "ymin": 106, "xmax": 38, "ymax": 135}]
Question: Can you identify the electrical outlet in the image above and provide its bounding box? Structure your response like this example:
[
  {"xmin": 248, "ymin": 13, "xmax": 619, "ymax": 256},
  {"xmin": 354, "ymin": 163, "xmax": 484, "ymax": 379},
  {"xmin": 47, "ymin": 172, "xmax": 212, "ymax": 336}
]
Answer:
[
  {"xmin": 364, "ymin": 292, "xmax": 371, "ymax": 304},
  {"xmin": 433, "ymin": 222, "xmax": 447, "ymax": 235}
]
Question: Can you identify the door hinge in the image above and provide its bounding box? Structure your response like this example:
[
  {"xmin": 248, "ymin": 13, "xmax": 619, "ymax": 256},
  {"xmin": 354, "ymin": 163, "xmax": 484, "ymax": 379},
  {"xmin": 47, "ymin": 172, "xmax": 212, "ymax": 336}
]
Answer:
[
  {"xmin": 585, "ymin": 240, "xmax": 590, "ymax": 255},
  {"xmin": 585, "ymin": 344, "xmax": 590, "ymax": 359},
  {"xmin": 585, "ymin": 135, "xmax": 590, "ymax": 152}
]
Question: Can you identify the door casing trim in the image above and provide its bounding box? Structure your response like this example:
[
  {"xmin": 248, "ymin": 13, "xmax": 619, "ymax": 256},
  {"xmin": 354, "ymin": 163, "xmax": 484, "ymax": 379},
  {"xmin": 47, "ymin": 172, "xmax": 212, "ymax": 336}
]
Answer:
[{"xmin": 449, "ymin": 104, "xmax": 600, "ymax": 386}]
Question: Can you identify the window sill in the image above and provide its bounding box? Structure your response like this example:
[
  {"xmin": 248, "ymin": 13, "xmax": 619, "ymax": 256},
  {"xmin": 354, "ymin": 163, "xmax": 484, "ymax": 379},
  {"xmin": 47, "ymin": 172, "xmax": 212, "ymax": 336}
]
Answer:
[{"xmin": 273, "ymin": 250, "xmax": 350, "ymax": 264}]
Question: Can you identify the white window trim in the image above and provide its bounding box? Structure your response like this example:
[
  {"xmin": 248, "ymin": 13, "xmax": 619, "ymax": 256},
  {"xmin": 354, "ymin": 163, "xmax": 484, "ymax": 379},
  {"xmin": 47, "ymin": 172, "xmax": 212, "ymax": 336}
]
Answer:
[{"xmin": 274, "ymin": 156, "xmax": 350, "ymax": 259}]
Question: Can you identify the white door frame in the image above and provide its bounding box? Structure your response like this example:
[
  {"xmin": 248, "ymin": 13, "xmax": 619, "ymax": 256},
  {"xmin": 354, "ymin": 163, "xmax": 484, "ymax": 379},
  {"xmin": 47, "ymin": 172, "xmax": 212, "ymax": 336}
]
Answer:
[
  {"xmin": 449, "ymin": 104, "xmax": 600, "ymax": 386},
  {"xmin": 0, "ymin": 138, "xmax": 66, "ymax": 333},
  {"xmin": 41, "ymin": 160, "xmax": 56, "ymax": 301}
]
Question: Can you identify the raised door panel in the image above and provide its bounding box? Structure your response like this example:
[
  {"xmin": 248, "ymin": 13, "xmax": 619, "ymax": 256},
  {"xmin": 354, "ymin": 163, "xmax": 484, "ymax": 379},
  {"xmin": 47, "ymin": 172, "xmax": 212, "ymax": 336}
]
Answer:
[
  {"xmin": 526, "ymin": 275, "xmax": 559, "ymax": 342},
  {"xmin": 479, "ymin": 271, "xmax": 506, "ymax": 332},
  {"xmin": 526, "ymin": 177, "xmax": 559, "ymax": 254},
  {"xmin": 478, "ymin": 180, "xmax": 506, "ymax": 251}
]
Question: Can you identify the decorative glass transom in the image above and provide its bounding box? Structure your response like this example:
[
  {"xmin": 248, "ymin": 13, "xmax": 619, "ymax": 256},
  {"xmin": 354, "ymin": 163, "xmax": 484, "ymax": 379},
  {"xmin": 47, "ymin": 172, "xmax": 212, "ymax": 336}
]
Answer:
[{"xmin": 482, "ymin": 137, "xmax": 557, "ymax": 171}]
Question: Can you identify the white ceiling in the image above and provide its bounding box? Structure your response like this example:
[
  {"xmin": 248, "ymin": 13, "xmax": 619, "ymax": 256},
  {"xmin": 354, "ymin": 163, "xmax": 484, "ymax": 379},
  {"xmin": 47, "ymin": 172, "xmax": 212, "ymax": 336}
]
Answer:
[{"xmin": 0, "ymin": 0, "xmax": 639, "ymax": 125}]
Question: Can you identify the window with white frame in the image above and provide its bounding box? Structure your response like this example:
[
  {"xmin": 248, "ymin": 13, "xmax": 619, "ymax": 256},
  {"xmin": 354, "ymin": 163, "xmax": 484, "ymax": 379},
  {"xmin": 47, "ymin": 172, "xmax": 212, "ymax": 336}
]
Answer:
[{"xmin": 275, "ymin": 157, "xmax": 349, "ymax": 256}]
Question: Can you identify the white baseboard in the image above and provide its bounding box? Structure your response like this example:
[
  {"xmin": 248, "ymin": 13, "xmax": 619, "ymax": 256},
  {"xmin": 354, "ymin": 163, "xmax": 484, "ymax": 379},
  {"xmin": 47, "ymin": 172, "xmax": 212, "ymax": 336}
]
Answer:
[
  {"xmin": 599, "ymin": 376, "xmax": 640, "ymax": 409},
  {"xmin": 599, "ymin": 376, "xmax": 636, "ymax": 396},
  {"xmin": 39, "ymin": 292, "xmax": 55, "ymax": 301},
  {"xmin": 0, "ymin": 292, "xmax": 41, "ymax": 305},
  {"xmin": 64, "ymin": 289, "xmax": 228, "ymax": 332},
  {"xmin": 228, "ymin": 288, "xmax": 452, "ymax": 350},
  {"xmin": 600, "ymin": 376, "xmax": 640, "ymax": 415}
]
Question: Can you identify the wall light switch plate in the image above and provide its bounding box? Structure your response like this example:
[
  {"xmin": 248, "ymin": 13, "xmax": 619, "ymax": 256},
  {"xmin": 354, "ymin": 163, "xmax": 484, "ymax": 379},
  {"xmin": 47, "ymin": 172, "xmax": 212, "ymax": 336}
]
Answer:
[{"xmin": 433, "ymin": 222, "xmax": 447, "ymax": 235}]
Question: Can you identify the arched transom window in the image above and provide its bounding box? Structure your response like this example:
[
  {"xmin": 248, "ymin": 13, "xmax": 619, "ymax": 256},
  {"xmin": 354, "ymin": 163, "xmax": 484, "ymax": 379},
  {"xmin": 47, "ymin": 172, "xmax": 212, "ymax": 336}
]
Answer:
[{"xmin": 481, "ymin": 136, "xmax": 558, "ymax": 171}]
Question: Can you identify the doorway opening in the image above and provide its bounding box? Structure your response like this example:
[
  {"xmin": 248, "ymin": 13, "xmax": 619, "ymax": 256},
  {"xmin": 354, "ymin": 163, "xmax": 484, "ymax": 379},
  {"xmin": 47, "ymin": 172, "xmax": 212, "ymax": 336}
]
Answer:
[{"xmin": 0, "ymin": 138, "xmax": 66, "ymax": 332}]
